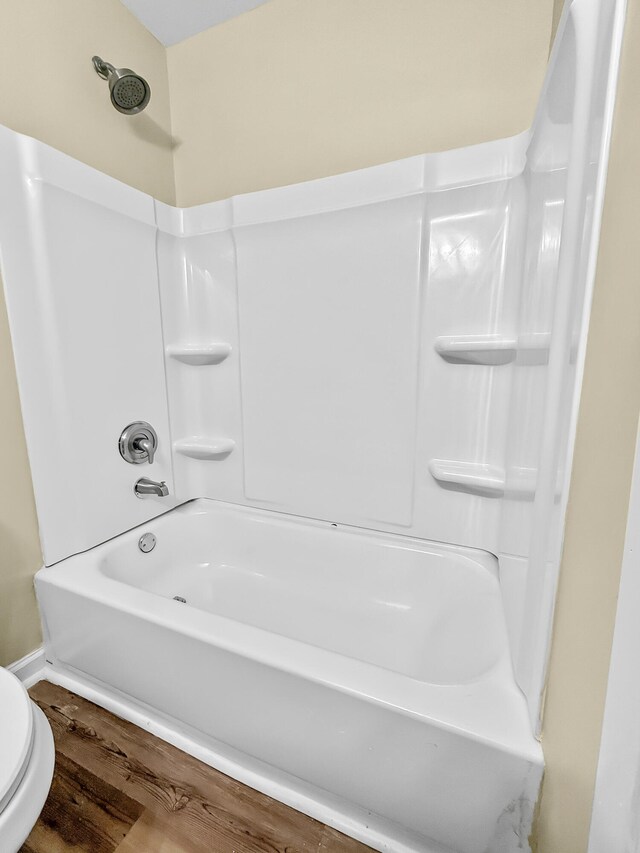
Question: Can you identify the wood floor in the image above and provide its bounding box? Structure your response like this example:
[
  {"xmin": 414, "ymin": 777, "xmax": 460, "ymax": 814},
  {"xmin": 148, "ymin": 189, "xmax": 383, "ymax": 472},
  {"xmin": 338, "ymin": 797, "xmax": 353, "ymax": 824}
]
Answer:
[{"xmin": 22, "ymin": 681, "xmax": 374, "ymax": 853}]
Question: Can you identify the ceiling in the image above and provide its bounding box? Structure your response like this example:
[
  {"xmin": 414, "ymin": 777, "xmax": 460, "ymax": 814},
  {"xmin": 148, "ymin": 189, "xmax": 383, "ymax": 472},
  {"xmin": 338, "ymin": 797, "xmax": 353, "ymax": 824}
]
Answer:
[{"xmin": 120, "ymin": 0, "xmax": 272, "ymax": 46}]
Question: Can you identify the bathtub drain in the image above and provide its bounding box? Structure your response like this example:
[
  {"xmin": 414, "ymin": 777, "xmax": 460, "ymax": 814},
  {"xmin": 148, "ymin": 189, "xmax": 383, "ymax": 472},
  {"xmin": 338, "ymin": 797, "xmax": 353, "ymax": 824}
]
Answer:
[{"xmin": 173, "ymin": 595, "xmax": 187, "ymax": 603}]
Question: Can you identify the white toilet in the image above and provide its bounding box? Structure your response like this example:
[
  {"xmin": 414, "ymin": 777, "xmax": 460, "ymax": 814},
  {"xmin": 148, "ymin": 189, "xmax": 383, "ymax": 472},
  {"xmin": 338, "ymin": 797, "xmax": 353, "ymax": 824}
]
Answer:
[{"xmin": 0, "ymin": 668, "xmax": 54, "ymax": 852}]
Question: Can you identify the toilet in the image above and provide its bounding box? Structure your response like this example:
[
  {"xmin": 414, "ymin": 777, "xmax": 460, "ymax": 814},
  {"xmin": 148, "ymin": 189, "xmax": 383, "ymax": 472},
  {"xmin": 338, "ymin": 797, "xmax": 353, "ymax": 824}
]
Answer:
[{"xmin": 0, "ymin": 668, "xmax": 54, "ymax": 852}]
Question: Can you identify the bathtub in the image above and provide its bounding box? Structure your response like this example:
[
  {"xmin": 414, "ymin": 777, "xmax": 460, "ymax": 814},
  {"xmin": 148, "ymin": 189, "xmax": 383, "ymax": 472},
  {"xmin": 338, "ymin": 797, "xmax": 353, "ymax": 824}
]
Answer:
[{"xmin": 37, "ymin": 500, "xmax": 542, "ymax": 853}]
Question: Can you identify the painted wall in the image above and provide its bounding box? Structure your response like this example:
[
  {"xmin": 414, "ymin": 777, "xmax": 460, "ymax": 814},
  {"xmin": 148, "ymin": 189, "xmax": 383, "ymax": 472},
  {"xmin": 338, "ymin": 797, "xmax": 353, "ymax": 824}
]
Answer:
[
  {"xmin": 167, "ymin": 0, "xmax": 555, "ymax": 206},
  {"xmin": 0, "ymin": 1, "xmax": 174, "ymax": 204},
  {"xmin": 0, "ymin": 0, "xmax": 174, "ymax": 666},
  {"xmin": 536, "ymin": 0, "xmax": 640, "ymax": 849},
  {"xmin": 551, "ymin": 0, "xmax": 566, "ymax": 44},
  {"xmin": 0, "ymin": 279, "xmax": 42, "ymax": 666}
]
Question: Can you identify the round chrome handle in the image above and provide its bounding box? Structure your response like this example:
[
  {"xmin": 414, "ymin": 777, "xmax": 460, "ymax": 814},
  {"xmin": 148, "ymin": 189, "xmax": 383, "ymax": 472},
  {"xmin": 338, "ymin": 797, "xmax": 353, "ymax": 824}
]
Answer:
[{"xmin": 119, "ymin": 422, "xmax": 158, "ymax": 465}]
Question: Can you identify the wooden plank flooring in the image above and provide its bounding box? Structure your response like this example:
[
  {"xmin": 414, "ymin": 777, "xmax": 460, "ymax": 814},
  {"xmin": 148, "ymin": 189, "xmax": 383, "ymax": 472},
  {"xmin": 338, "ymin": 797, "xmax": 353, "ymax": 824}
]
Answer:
[{"xmin": 22, "ymin": 681, "xmax": 374, "ymax": 853}]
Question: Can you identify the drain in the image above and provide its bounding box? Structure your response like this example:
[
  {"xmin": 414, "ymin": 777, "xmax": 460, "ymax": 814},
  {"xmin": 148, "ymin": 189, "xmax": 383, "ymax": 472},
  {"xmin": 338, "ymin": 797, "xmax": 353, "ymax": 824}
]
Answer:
[
  {"xmin": 173, "ymin": 595, "xmax": 187, "ymax": 603},
  {"xmin": 138, "ymin": 532, "xmax": 156, "ymax": 553}
]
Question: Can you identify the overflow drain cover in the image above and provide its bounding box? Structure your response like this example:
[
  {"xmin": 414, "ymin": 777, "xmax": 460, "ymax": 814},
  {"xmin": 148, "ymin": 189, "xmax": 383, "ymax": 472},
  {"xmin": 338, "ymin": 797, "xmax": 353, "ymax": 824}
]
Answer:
[
  {"xmin": 138, "ymin": 532, "xmax": 156, "ymax": 553},
  {"xmin": 173, "ymin": 595, "xmax": 187, "ymax": 603}
]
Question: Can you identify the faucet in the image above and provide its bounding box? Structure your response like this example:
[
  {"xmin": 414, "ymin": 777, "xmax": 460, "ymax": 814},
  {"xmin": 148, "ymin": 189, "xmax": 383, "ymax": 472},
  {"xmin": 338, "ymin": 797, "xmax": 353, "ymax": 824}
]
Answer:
[{"xmin": 134, "ymin": 477, "xmax": 169, "ymax": 498}]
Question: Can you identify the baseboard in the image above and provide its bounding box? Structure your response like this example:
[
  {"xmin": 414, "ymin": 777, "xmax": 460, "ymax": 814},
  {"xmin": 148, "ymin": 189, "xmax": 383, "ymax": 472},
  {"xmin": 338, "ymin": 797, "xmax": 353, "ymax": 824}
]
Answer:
[{"xmin": 7, "ymin": 647, "xmax": 46, "ymax": 688}]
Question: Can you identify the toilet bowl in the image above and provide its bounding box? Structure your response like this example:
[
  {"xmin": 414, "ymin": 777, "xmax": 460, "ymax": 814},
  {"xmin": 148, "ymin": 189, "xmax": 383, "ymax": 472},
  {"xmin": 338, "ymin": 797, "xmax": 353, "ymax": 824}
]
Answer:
[{"xmin": 0, "ymin": 668, "xmax": 54, "ymax": 853}]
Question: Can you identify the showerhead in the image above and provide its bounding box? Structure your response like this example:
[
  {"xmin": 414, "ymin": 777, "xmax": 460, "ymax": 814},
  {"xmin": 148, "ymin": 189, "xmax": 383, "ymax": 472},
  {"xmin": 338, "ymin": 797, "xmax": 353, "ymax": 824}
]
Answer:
[{"xmin": 92, "ymin": 56, "xmax": 151, "ymax": 115}]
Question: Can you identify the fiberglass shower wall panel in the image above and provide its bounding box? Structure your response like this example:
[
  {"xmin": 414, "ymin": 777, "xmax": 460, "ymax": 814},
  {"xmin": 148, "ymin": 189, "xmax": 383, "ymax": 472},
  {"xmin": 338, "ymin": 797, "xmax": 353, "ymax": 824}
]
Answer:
[
  {"xmin": 155, "ymin": 199, "xmax": 244, "ymax": 503},
  {"xmin": 156, "ymin": 141, "xmax": 526, "ymax": 548},
  {"xmin": 498, "ymin": 4, "xmax": 579, "ymax": 568},
  {"xmin": 234, "ymin": 193, "xmax": 423, "ymax": 530},
  {"xmin": 0, "ymin": 128, "xmax": 176, "ymax": 565},
  {"xmin": 496, "ymin": 0, "xmax": 627, "ymax": 727},
  {"xmin": 418, "ymin": 175, "xmax": 525, "ymax": 554}
]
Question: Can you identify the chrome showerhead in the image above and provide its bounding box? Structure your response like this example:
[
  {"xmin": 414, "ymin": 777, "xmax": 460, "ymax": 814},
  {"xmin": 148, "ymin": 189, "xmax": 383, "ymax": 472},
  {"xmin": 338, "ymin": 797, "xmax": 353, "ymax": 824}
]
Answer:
[{"xmin": 92, "ymin": 56, "xmax": 151, "ymax": 115}]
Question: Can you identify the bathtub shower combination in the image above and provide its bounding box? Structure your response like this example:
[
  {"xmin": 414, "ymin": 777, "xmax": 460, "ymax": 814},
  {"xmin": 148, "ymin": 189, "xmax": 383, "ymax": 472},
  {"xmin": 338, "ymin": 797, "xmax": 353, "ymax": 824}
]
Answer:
[{"xmin": 0, "ymin": 1, "xmax": 626, "ymax": 851}]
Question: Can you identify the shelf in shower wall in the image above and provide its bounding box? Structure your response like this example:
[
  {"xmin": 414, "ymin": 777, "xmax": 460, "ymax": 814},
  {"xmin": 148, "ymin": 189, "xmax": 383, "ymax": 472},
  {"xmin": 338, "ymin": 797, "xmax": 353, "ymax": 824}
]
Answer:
[
  {"xmin": 429, "ymin": 460, "xmax": 505, "ymax": 497},
  {"xmin": 434, "ymin": 333, "xmax": 550, "ymax": 365},
  {"xmin": 166, "ymin": 343, "xmax": 232, "ymax": 365},
  {"xmin": 174, "ymin": 437, "xmax": 236, "ymax": 460},
  {"xmin": 429, "ymin": 460, "xmax": 539, "ymax": 499}
]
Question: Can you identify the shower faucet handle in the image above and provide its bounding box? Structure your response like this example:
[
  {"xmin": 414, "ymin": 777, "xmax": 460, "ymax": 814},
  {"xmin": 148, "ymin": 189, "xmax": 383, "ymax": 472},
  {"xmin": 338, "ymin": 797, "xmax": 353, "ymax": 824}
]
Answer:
[
  {"xmin": 119, "ymin": 422, "xmax": 158, "ymax": 465},
  {"xmin": 134, "ymin": 436, "xmax": 155, "ymax": 465}
]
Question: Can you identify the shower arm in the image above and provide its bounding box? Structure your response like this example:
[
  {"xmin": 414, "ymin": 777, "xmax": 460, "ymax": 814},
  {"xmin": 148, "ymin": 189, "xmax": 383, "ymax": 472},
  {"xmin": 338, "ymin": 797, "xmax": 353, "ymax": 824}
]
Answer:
[{"xmin": 92, "ymin": 56, "xmax": 115, "ymax": 80}]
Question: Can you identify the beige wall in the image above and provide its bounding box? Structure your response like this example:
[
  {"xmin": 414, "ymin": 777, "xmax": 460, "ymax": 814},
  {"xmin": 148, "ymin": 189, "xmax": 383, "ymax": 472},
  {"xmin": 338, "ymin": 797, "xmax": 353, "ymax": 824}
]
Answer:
[
  {"xmin": 0, "ymin": 276, "xmax": 42, "ymax": 666},
  {"xmin": 167, "ymin": 0, "xmax": 554, "ymax": 206},
  {"xmin": 536, "ymin": 0, "xmax": 640, "ymax": 849},
  {"xmin": 0, "ymin": 0, "xmax": 174, "ymax": 204},
  {"xmin": 551, "ymin": 0, "xmax": 566, "ymax": 46},
  {"xmin": 0, "ymin": 0, "xmax": 174, "ymax": 666}
]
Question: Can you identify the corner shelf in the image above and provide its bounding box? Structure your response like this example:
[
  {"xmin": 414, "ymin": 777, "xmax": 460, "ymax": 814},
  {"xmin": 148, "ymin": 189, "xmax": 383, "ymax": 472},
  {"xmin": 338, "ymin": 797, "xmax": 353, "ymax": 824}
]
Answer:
[
  {"xmin": 434, "ymin": 333, "xmax": 550, "ymax": 366},
  {"xmin": 167, "ymin": 343, "xmax": 232, "ymax": 366},
  {"xmin": 429, "ymin": 459, "xmax": 505, "ymax": 497},
  {"xmin": 174, "ymin": 437, "xmax": 236, "ymax": 460},
  {"xmin": 429, "ymin": 459, "xmax": 539, "ymax": 499}
]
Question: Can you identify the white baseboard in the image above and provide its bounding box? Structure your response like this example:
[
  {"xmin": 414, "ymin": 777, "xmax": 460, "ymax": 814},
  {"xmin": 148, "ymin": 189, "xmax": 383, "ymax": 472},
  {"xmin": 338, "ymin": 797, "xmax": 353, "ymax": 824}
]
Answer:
[{"xmin": 7, "ymin": 647, "xmax": 46, "ymax": 688}]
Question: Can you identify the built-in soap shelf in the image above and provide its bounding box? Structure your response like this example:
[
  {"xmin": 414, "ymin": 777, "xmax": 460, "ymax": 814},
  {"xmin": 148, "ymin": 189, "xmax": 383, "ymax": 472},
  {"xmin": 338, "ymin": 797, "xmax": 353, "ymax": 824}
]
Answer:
[
  {"xmin": 429, "ymin": 459, "xmax": 539, "ymax": 499},
  {"xmin": 167, "ymin": 343, "xmax": 232, "ymax": 365},
  {"xmin": 434, "ymin": 333, "xmax": 550, "ymax": 365},
  {"xmin": 174, "ymin": 437, "xmax": 236, "ymax": 460}
]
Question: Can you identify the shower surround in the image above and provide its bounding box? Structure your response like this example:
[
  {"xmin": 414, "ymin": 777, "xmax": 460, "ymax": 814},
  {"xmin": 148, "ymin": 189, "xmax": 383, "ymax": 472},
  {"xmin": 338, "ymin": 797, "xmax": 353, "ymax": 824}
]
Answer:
[{"xmin": 0, "ymin": 0, "xmax": 625, "ymax": 850}]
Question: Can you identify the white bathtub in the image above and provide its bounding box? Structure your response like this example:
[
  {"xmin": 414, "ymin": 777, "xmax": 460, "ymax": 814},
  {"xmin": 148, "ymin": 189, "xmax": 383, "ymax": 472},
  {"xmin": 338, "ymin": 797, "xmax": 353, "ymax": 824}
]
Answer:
[{"xmin": 37, "ymin": 500, "xmax": 542, "ymax": 853}]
